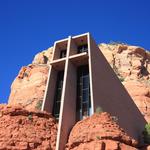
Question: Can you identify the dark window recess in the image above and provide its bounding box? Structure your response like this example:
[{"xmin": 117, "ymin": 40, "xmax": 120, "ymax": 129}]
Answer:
[
  {"xmin": 76, "ymin": 65, "xmax": 91, "ymax": 121},
  {"xmin": 52, "ymin": 71, "xmax": 64, "ymax": 120},
  {"xmin": 60, "ymin": 50, "xmax": 66, "ymax": 58},
  {"xmin": 77, "ymin": 44, "xmax": 88, "ymax": 53}
]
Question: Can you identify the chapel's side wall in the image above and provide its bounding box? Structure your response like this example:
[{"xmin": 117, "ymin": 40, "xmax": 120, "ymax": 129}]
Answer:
[{"xmin": 88, "ymin": 33, "xmax": 146, "ymax": 140}]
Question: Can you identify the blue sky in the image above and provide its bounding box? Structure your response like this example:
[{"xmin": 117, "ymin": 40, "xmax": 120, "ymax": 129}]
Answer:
[{"xmin": 0, "ymin": 0, "xmax": 150, "ymax": 103}]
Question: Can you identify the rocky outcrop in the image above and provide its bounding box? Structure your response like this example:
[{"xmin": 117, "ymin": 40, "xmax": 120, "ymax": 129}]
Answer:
[
  {"xmin": 8, "ymin": 47, "xmax": 53, "ymax": 110},
  {"xmin": 99, "ymin": 43, "xmax": 150, "ymax": 82},
  {"xmin": 8, "ymin": 64, "xmax": 49, "ymax": 110},
  {"xmin": 99, "ymin": 43, "xmax": 150, "ymax": 122},
  {"xmin": 66, "ymin": 112, "xmax": 138, "ymax": 150},
  {"xmin": 32, "ymin": 47, "xmax": 53, "ymax": 64},
  {"xmin": 123, "ymin": 81, "xmax": 150, "ymax": 122},
  {"xmin": 0, "ymin": 104, "xmax": 57, "ymax": 150}
]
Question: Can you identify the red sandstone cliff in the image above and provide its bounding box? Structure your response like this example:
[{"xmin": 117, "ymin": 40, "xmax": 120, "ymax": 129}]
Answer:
[
  {"xmin": 99, "ymin": 43, "xmax": 150, "ymax": 122},
  {"xmin": 8, "ymin": 64, "xmax": 49, "ymax": 110},
  {"xmin": 0, "ymin": 104, "xmax": 57, "ymax": 150},
  {"xmin": 8, "ymin": 47, "xmax": 53, "ymax": 111}
]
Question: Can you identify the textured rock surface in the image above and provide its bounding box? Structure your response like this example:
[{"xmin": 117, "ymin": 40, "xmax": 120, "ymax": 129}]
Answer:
[
  {"xmin": 99, "ymin": 43, "xmax": 150, "ymax": 122},
  {"xmin": 32, "ymin": 47, "xmax": 53, "ymax": 64},
  {"xmin": 8, "ymin": 64, "xmax": 49, "ymax": 110},
  {"xmin": 65, "ymin": 112, "xmax": 138, "ymax": 150},
  {"xmin": 123, "ymin": 81, "xmax": 150, "ymax": 122},
  {"xmin": 0, "ymin": 104, "xmax": 57, "ymax": 150}
]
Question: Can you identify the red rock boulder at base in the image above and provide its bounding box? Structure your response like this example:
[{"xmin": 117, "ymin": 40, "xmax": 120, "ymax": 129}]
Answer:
[
  {"xmin": 66, "ymin": 112, "xmax": 139, "ymax": 150},
  {"xmin": 0, "ymin": 104, "xmax": 57, "ymax": 150}
]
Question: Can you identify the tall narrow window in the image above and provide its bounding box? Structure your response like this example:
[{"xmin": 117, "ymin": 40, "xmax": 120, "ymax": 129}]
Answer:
[
  {"xmin": 76, "ymin": 65, "xmax": 91, "ymax": 121},
  {"xmin": 60, "ymin": 50, "xmax": 66, "ymax": 58},
  {"xmin": 77, "ymin": 44, "xmax": 88, "ymax": 53},
  {"xmin": 52, "ymin": 71, "xmax": 64, "ymax": 120}
]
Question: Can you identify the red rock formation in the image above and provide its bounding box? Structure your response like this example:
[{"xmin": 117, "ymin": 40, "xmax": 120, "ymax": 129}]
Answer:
[
  {"xmin": 99, "ymin": 44, "xmax": 150, "ymax": 122},
  {"xmin": 0, "ymin": 104, "xmax": 57, "ymax": 150},
  {"xmin": 32, "ymin": 47, "xmax": 53, "ymax": 64},
  {"xmin": 8, "ymin": 64, "xmax": 49, "ymax": 110},
  {"xmin": 123, "ymin": 81, "xmax": 150, "ymax": 122},
  {"xmin": 66, "ymin": 112, "xmax": 139, "ymax": 150}
]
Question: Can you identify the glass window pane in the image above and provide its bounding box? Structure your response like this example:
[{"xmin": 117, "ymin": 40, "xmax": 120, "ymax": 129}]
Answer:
[
  {"xmin": 53, "ymin": 71, "xmax": 64, "ymax": 119},
  {"xmin": 82, "ymin": 103, "xmax": 88, "ymax": 116},
  {"xmin": 56, "ymin": 90, "xmax": 61, "ymax": 100},
  {"xmin": 77, "ymin": 44, "xmax": 88, "ymax": 53},
  {"xmin": 83, "ymin": 76, "xmax": 89, "ymax": 89},
  {"xmin": 76, "ymin": 65, "xmax": 90, "ymax": 121},
  {"xmin": 82, "ymin": 90, "xmax": 89, "ymax": 102},
  {"xmin": 60, "ymin": 50, "xmax": 66, "ymax": 58}
]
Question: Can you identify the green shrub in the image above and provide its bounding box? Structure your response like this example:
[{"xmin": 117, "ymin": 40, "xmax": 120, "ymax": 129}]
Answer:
[
  {"xmin": 28, "ymin": 114, "xmax": 33, "ymax": 121},
  {"xmin": 119, "ymin": 76, "xmax": 125, "ymax": 82},
  {"xmin": 35, "ymin": 100, "xmax": 43, "ymax": 110},
  {"xmin": 112, "ymin": 116, "xmax": 118, "ymax": 122},
  {"xmin": 143, "ymin": 123, "xmax": 150, "ymax": 144},
  {"xmin": 95, "ymin": 106, "xmax": 103, "ymax": 114},
  {"xmin": 96, "ymin": 136, "xmax": 101, "ymax": 140}
]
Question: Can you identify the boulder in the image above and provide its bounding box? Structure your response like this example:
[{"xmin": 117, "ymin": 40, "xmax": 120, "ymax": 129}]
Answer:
[
  {"xmin": 66, "ymin": 112, "xmax": 138, "ymax": 150},
  {"xmin": 0, "ymin": 105, "xmax": 57, "ymax": 150}
]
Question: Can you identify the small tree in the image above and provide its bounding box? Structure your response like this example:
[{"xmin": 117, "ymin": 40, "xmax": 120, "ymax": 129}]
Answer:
[
  {"xmin": 143, "ymin": 123, "xmax": 150, "ymax": 144},
  {"xmin": 95, "ymin": 106, "xmax": 103, "ymax": 114}
]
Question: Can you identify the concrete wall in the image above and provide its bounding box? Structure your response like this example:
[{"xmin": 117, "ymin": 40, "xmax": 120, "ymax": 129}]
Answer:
[
  {"xmin": 53, "ymin": 45, "xmax": 60, "ymax": 60},
  {"xmin": 88, "ymin": 33, "xmax": 146, "ymax": 141},
  {"xmin": 57, "ymin": 61, "xmax": 77, "ymax": 150},
  {"xmin": 56, "ymin": 37, "xmax": 90, "ymax": 150},
  {"xmin": 53, "ymin": 40, "xmax": 68, "ymax": 60},
  {"xmin": 69, "ymin": 39, "xmax": 77, "ymax": 55},
  {"xmin": 42, "ymin": 66, "xmax": 58, "ymax": 113}
]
